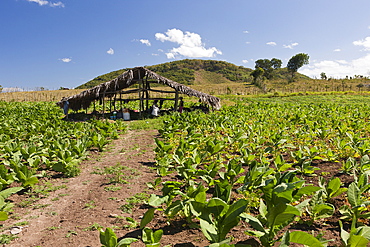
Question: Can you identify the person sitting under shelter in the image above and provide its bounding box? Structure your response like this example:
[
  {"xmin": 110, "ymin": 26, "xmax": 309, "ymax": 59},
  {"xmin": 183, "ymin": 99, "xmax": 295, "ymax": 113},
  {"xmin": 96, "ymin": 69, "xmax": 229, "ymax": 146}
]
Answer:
[
  {"xmin": 151, "ymin": 100, "xmax": 160, "ymax": 117},
  {"xmin": 62, "ymin": 97, "xmax": 69, "ymax": 119}
]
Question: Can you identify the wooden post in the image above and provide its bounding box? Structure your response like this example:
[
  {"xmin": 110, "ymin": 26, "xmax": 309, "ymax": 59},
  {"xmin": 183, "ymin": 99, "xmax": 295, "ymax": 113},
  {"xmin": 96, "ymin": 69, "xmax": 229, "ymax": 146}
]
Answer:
[
  {"xmin": 145, "ymin": 75, "xmax": 150, "ymax": 111},
  {"xmin": 119, "ymin": 92, "xmax": 122, "ymax": 110},
  {"xmin": 174, "ymin": 91, "xmax": 179, "ymax": 111},
  {"xmin": 138, "ymin": 71, "xmax": 143, "ymax": 118},
  {"xmin": 102, "ymin": 91, "xmax": 106, "ymax": 118},
  {"xmin": 109, "ymin": 95, "xmax": 112, "ymax": 112}
]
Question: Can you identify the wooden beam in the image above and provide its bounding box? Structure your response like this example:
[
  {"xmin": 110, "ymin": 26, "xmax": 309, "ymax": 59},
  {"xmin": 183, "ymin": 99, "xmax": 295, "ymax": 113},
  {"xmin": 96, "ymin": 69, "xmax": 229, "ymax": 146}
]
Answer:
[
  {"xmin": 147, "ymin": 88, "xmax": 177, "ymax": 93},
  {"xmin": 114, "ymin": 97, "xmax": 176, "ymax": 101},
  {"xmin": 174, "ymin": 91, "xmax": 179, "ymax": 111}
]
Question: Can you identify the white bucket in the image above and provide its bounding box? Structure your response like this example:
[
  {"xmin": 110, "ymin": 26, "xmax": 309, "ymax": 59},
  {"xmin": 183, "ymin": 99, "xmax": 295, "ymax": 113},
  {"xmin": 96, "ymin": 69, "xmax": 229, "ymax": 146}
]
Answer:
[{"xmin": 123, "ymin": 112, "xmax": 130, "ymax": 121}]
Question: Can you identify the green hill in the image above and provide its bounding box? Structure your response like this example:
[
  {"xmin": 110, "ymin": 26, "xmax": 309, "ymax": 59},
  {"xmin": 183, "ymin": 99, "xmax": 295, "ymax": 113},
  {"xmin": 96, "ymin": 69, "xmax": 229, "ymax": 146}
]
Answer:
[
  {"xmin": 76, "ymin": 59, "xmax": 253, "ymax": 89},
  {"xmin": 76, "ymin": 59, "xmax": 313, "ymax": 90}
]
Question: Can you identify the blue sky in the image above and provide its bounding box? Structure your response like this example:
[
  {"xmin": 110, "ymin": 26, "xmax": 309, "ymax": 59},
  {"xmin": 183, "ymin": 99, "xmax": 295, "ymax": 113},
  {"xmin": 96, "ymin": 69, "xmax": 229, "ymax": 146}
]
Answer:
[{"xmin": 1, "ymin": 0, "xmax": 370, "ymax": 90}]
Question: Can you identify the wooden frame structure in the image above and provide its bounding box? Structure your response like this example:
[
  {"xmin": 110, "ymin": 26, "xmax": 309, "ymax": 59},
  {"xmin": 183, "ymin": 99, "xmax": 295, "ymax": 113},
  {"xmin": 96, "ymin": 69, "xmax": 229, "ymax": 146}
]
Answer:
[{"xmin": 56, "ymin": 67, "xmax": 221, "ymax": 116}]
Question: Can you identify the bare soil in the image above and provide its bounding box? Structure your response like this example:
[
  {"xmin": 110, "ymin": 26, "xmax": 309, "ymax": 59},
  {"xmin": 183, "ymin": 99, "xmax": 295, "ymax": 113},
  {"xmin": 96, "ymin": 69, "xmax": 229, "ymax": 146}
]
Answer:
[{"xmin": 1, "ymin": 129, "xmax": 362, "ymax": 246}]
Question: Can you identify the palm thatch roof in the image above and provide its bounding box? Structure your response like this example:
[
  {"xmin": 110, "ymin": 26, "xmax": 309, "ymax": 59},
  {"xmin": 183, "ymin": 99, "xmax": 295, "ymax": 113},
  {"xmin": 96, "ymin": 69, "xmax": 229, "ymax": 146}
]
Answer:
[{"xmin": 56, "ymin": 67, "xmax": 221, "ymax": 111}]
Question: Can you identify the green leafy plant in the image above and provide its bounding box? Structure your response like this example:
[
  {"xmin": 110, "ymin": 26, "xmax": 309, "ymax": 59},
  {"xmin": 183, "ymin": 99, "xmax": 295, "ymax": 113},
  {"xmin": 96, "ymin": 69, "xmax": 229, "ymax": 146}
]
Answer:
[
  {"xmin": 318, "ymin": 176, "xmax": 347, "ymax": 202},
  {"xmin": 279, "ymin": 231, "xmax": 327, "ymax": 247},
  {"xmin": 218, "ymin": 158, "xmax": 245, "ymax": 187},
  {"xmin": 52, "ymin": 150, "xmax": 81, "ymax": 177},
  {"xmin": 237, "ymin": 160, "xmax": 274, "ymax": 193},
  {"xmin": 290, "ymin": 146, "xmax": 321, "ymax": 176},
  {"xmin": 164, "ymin": 181, "xmax": 207, "ymax": 223},
  {"xmin": 100, "ymin": 227, "xmax": 137, "ymax": 247},
  {"xmin": 141, "ymin": 227, "xmax": 163, "ymax": 247},
  {"xmin": 0, "ymin": 187, "xmax": 23, "ymax": 221},
  {"xmin": 243, "ymin": 200, "xmax": 301, "ymax": 247},
  {"xmin": 198, "ymin": 198, "xmax": 248, "ymax": 243},
  {"xmin": 339, "ymin": 174, "xmax": 370, "ymax": 229},
  {"xmin": 243, "ymin": 171, "xmax": 320, "ymax": 247},
  {"xmin": 339, "ymin": 220, "xmax": 370, "ymax": 247},
  {"xmin": 5, "ymin": 156, "xmax": 39, "ymax": 187},
  {"xmin": 304, "ymin": 190, "xmax": 335, "ymax": 226},
  {"xmin": 340, "ymin": 157, "xmax": 358, "ymax": 175},
  {"xmin": 92, "ymin": 134, "xmax": 110, "ymax": 152}
]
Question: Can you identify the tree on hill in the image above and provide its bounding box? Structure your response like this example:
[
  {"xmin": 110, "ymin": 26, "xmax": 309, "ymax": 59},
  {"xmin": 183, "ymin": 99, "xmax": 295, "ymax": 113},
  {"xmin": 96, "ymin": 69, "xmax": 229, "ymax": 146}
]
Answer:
[
  {"xmin": 271, "ymin": 58, "xmax": 282, "ymax": 69},
  {"xmin": 250, "ymin": 67, "xmax": 267, "ymax": 93},
  {"xmin": 320, "ymin": 72, "xmax": 327, "ymax": 80},
  {"xmin": 255, "ymin": 58, "xmax": 282, "ymax": 79},
  {"xmin": 287, "ymin": 53, "xmax": 309, "ymax": 81}
]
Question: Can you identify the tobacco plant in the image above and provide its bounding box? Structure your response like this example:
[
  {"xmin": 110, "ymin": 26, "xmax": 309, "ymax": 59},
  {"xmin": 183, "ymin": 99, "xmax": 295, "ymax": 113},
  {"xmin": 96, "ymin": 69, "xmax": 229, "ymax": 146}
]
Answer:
[
  {"xmin": 318, "ymin": 176, "xmax": 347, "ymax": 203},
  {"xmin": 339, "ymin": 174, "xmax": 370, "ymax": 229},
  {"xmin": 198, "ymin": 198, "xmax": 248, "ymax": 243},
  {"xmin": 141, "ymin": 227, "xmax": 163, "ymax": 247},
  {"xmin": 339, "ymin": 221, "xmax": 370, "ymax": 247},
  {"xmin": 99, "ymin": 227, "xmax": 137, "ymax": 247}
]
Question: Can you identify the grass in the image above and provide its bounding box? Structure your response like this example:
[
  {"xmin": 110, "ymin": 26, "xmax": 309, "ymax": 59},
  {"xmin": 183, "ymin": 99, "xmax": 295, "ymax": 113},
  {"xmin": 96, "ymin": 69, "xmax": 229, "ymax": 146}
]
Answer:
[
  {"xmin": 83, "ymin": 222, "xmax": 103, "ymax": 231},
  {"xmin": 83, "ymin": 201, "xmax": 96, "ymax": 210},
  {"xmin": 17, "ymin": 182, "xmax": 69, "ymax": 208},
  {"xmin": 104, "ymin": 185, "xmax": 122, "ymax": 192},
  {"xmin": 14, "ymin": 221, "xmax": 29, "ymax": 226},
  {"xmin": 32, "ymin": 204, "xmax": 51, "ymax": 209},
  {"xmin": 121, "ymin": 216, "xmax": 139, "ymax": 229},
  {"xmin": 120, "ymin": 193, "xmax": 149, "ymax": 214},
  {"xmin": 65, "ymin": 230, "xmax": 78, "ymax": 238},
  {"xmin": 127, "ymin": 118, "xmax": 164, "ymax": 130},
  {"xmin": 46, "ymin": 226, "xmax": 62, "ymax": 231},
  {"xmin": 92, "ymin": 164, "xmax": 140, "ymax": 184},
  {"xmin": 0, "ymin": 234, "xmax": 18, "ymax": 244}
]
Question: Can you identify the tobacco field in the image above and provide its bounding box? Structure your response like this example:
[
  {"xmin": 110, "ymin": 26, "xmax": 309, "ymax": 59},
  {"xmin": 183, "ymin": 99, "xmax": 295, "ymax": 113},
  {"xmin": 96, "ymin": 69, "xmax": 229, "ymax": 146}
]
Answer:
[
  {"xmin": 0, "ymin": 101, "xmax": 125, "ymax": 217},
  {"xmin": 0, "ymin": 98, "xmax": 370, "ymax": 246},
  {"xmin": 144, "ymin": 100, "xmax": 370, "ymax": 246}
]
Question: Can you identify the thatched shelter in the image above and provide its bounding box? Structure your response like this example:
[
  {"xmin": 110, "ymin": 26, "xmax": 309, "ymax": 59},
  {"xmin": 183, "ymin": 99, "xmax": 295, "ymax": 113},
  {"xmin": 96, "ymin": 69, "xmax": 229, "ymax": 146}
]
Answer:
[{"xmin": 56, "ymin": 67, "xmax": 221, "ymax": 114}]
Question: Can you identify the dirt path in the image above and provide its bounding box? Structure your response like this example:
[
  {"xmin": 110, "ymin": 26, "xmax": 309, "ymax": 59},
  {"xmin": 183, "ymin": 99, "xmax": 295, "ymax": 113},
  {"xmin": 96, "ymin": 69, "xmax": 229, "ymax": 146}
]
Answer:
[{"xmin": 5, "ymin": 129, "xmax": 160, "ymax": 247}]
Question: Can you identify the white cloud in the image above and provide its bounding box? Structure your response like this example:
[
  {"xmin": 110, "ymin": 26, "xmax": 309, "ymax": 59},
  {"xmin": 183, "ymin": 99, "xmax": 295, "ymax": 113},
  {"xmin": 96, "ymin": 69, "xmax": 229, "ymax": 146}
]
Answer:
[
  {"xmin": 301, "ymin": 35, "xmax": 370, "ymax": 78},
  {"xmin": 334, "ymin": 48, "xmax": 341, "ymax": 52},
  {"xmin": 242, "ymin": 60, "xmax": 249, "ymax": 63},
  {"xmin": 166, "ymin": 53, "xmax": 176, "ymax": 59},
  {"xmin": 353, "ymin": 37, "xmax": 370, "ymax": 51},
  {"xmin": 155, "ymin": 28, "xmax": 222, "ymax": 59},
  {"xmin": 27, "ymin": 0, "xmax": 48, "ymax": 5},
  {"xmin": 300, "ymin": 54, "xmax": 370, "ymax": 78},
  {"xmin": 50, "ymin": 1, "xmax": 64, "ymax": 7},
  {"xmin": 243, "ymin": 30, "xmax": 249, "ymax": 34},
  {"xmin": 107, "ymin": 48, "xmax": 114, "ymax": 55},
  {"xmin": 140, "ymin": 39, "xmax": 151, "ymax": 46},
  {"xmin": 245, "ymin": 42, "xmax": 251, "ymax": 45},
  {"xmin": 266, "ymin": 42, "xmax": 277, "ymax": 46},
  {"xmin": 59, "ymin": 58, "xmax": 71, "ymax": 63},
  {"xmin": 27, "ymin": 0, "xmax": 65, "ymax": 7},
  {"xmin": 283, "ymin": 42, "xmax": 299, "ymax": 49}
]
